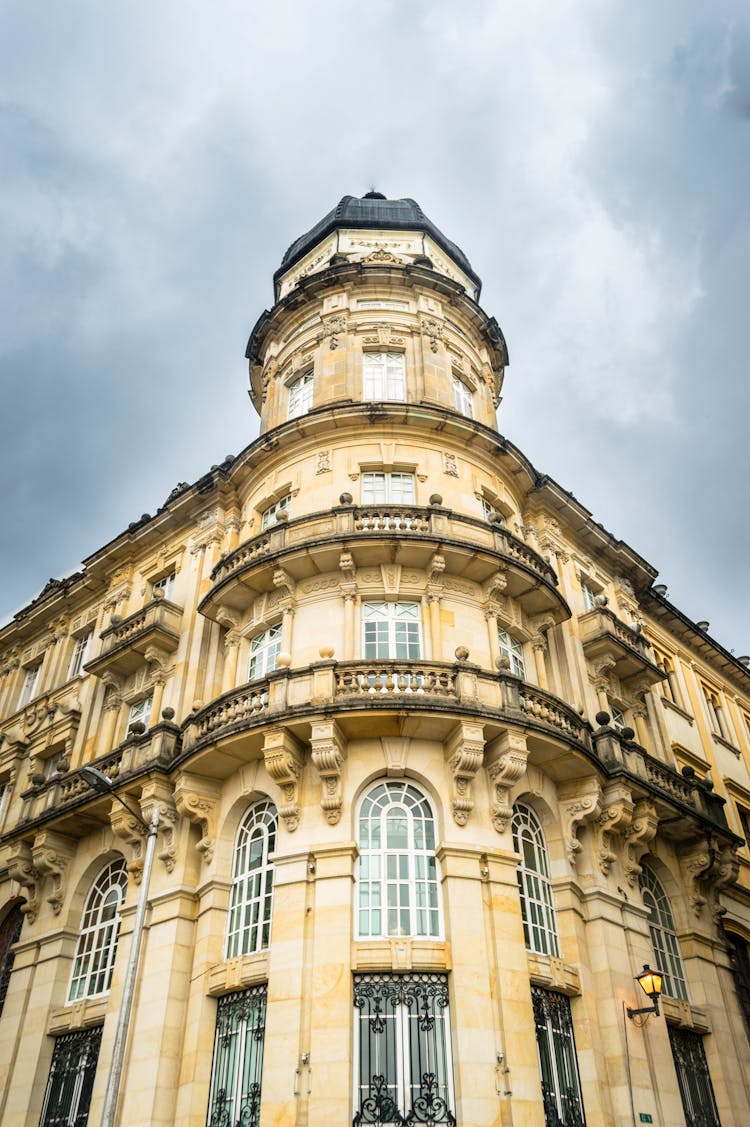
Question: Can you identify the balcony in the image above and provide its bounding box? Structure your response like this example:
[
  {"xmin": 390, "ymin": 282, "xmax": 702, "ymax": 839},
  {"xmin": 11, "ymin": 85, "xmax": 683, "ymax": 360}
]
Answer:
[
  {"xmin": 85, "ymin": 597, "xmax": 183, "ymax": 678},
  {"xmin": 200, "ymin": 506, "xmax": 569, "ymax": 623},
  {"xmin": 579, "ymin": 607, "xmax": 665, "ymax": 688},
  {"xmin": 0, "ymin": 680, "xmax": 82, "ymax": 763}
]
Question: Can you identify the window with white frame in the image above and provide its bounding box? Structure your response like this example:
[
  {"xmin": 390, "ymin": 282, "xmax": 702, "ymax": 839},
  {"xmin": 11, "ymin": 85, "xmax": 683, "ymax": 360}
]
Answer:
[
  {"xmin": 68, "ymin": 631, "xmax": 93, "ymax": 679},
  {"xmin": 363, "ymin": 351, "xmax": 406, "ymax": 402},
  {"xmin": 260, "ymin": 495, "xmax": 291, "ymax": 530},
  {"xmin": 68, "ymin": 859, "xmax": 128, "ymax": 1002},
  {"xmin": 363, "ymin": 603, "xmax": 421, "ymax": 660},
  {"xmin": 152, "ymin": 571, "xmax": 176, "ymax": 601},
  {"xmin": 581, "ymin": 580, "xmax": 599, "ymax": 612},
  {"xmin": 639, "ymin": 865, "xmax": 689, "ymax": 1001},
  {"xmin": 703, "ymin": 687, "xmax": 729, "ymax": 741},
  {"xmin": 452, "ymin": 374, "xmax": 473, "ymax": 418},
  {"xmin": 361, "ymin": 472, "xmax": 416, "ymax": 505},
  {"xmin": 531, "ymin": 986, "xmax": 586, "ymax": 1127},
  {"xmin": 18, "ymin": 664, "xmax": 41, "ymax": 708},
  {"xmin": 40, "ymin": 1027, "xmax": 102, "ymax": 1127},
  {"xmin": 128, "ymin": 696, "xmax": 153, "ymax": 729},
  {"xmin": 226, "ymin": 801, "xmax": 277, "ymax": 958},
  {"xmin": 353, "ymin": 973, "xmax": 455, "ymax": 1126},
  {"xmin": 512, "ymin": 804, "xmax": 560, "ymax": 957},
  {"xmin": 610, "ymin": 705, "xmax": 627, "ymax": 733},
  {"xmin": 498, "ymin": 629, "xmax": 525, "ymax": 678},
  {"xmin": 206, "ymin": 985, "xmax": 267, "ymax": 1127},
  {"xmin": 248, "ymin": 624, "xmax": 282, "ymax": 680},
  {"xmin": 481, "ymin": 497, "xmax": 505, "ymax": 525},
  {"xmin": 287, "ymin": 370, "xmax": 314, "ymax": 419},
  {"xmin": 357, "ymin": 780, "xmax": 441, "ymax": 939}
]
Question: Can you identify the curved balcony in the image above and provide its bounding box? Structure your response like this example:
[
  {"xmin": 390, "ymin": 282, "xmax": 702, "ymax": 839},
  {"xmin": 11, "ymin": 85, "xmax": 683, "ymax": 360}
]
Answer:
[
  {"xmin": 200, "ymin": 506, "xmax": 569, "ymax": 623},
  {"xmin": 85, "ymin": 597, "xmax": 183, "ymax": 678}
]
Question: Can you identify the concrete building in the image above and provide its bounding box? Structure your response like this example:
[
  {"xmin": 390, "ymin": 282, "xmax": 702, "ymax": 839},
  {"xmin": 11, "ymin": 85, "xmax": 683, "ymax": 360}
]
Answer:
[{"xmin": 1, "ymin": 193, "xmax": 750, "ymax": 1127}]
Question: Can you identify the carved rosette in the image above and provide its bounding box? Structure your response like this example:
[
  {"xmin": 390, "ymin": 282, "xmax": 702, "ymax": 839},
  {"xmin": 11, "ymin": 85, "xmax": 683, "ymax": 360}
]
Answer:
[
  {"xmin": 623, "ymin": 800, "xmax": 658, "ymax": 886},
  {"xmin": 558, "ymin": 778, "xmax": 602, "ymax": 866},
  {"xmin": 592, "ymin": 783, "xmax": 634, "ymax": 875},
  {"xmin": 263, "ymin": 729, "xmax": 305, "ymax": 831},
  {"xmin": 174, "ymin": 772, "xmax": 221, "ymax": 864},
  {"xmin": 445, "ymin": 722, "xmax": 484, "ymax": 826},
  {"xmin": 310, "ymin": 720, "xmax": 347, "ymax": 825},
  {"xmin": 484, "ymin": 731, "xmax": 529, "ymax": 832},
  {"xmin": 31, "ymin": 830, "xmax": 76, "ymax": 916}
]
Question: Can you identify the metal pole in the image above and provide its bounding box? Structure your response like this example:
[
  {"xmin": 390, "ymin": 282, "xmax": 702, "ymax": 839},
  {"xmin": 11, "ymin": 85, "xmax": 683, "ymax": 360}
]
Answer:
[{"xmin": 101, "ymin": 805, "xmax": 160, "ymax": 1127}]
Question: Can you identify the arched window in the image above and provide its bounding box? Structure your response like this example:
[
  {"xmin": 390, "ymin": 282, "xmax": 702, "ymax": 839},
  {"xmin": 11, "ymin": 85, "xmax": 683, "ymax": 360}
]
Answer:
[
  {"xmin": 357, "ymin": 781, "xmax": 440, "ymax": 939},
  {"xmin": 512, "ymin": 804, "xmax": 560, "ymax": 957},
  {"xmin": 226, "ymin": 801, "xmax": 277, "ymax": 958},
  {"xmin": 68, "ymin": 859, "xmax": 128, "ymax": 1002},
  {"xmin": 639, "ymin": 865, "xmax": 689, "ymax": 1000},
  {"xmin": 0, "ymin": 903, "xmax": 24, "ymax": 1019}
]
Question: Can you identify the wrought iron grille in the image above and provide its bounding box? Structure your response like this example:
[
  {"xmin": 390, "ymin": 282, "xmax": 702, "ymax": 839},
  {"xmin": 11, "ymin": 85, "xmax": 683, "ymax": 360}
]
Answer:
[
  {"xmin": 206, "ymin": 985, "xmax": 267, "ymax": 1127},
  {"xmin": 531, "ymin": 986, "xmax": 586, "ymax": 1127},
  {"xmin": 0, "ymin": 903, "xmax": 23, "ymax": 1019},
  {"xmin": 39, "ymin": 1027, "xmax": 102, "ymax": 1127},
  {"xmin": 353, "ymin": 972, "xmax": 456, "ymax": 1126},
  {"xmin": 668, "ymin": 1026, "xmax": 721, "ymax": 1127}
]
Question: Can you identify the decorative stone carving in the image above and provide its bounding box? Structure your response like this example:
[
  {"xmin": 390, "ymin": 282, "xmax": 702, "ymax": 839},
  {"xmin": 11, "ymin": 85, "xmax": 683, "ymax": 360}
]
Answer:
[
  {"xmin": 316, "ymin": 450, "xmax": 331, "ymax": 474},
  {"xmin": 310, "ymin": 720, "xmax": 347, "ymax": 825},
  {"xmin": 427, "ymin": 553, "xmax": 445, "ymax": 590},
  {"xmin": 6, "ymin": 839, "xmax": 39, "ymax": 921},
  {"xmin": 174, "ymin": 772, "xmax": 221, "ymax": 864},
  {"xmin": 707, "ymin": 842, "xmax": 741, "ymax": 920},
  {"xmin": 591, "ymin": 783, "xmax": 634, "ymax": 875},
  {"xmin": 363, "ymin": 248, "xmax": 402, "ymax": 265},
  {"xmin": 31, "ymin": 830, "xmax": 76, "ymax": 916},
  {"xmin": 443, "ymin": 452, "xmax": 459, "ymax": 477},
  {"xmin": 623, "ymin": 800, "xmax": 658, "ymax": 886},
  {"xmin": 110, "ymin": 799, "xmax": 147, "ymax": 884},
  {"xmin": 558, "ymin": 778, "xmax": 602, "ymax": 866},
  {"xmin": 325, "ymin": 314, "xmax": 347, "ymax": 350},
  {"xmin": 485, "ymin": 731, "xmax": 529, "ymax": 832},
  {"xmin": 420, "ymin": 315, "xmax": 443, "ymax": 354},
  {"xmin": 445, "ymin": 722, "xmax": 485, "ymax": 826},
  {"xmin": 263, "ymin": 728, "xmax": 305, "ymax": 831},
  {"xmin": 140, "ymin": 778, "xmax": 179, "ymax": 873},
  {"xmin": 680, "ymin": 840, "xmax": 714, "ymax": 917}
]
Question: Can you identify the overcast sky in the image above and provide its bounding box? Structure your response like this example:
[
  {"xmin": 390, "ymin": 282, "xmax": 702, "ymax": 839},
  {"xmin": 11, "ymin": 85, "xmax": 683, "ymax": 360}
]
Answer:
[{"xmin": 2, "ymin": 1, "xmax": 749, "ymax": 657}]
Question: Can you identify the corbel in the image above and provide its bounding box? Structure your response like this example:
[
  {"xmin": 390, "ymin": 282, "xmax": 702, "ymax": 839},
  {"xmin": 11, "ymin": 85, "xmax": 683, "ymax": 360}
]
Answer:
[
  {"xmin": 174, "ymin": 771, "xmax": 221, "ymax": 864},
  {"xmin": 680, "ymin": 838, "xmax": 714, "ymax": 917},
  {"xmin": 482, "ymin": 570, "xmax": 508, "ymax": 602},
  {"xmin": 419, "ymin": 313, "xmax": 444, "ymax": 353},
  {"xmin": 591, "ymin": 782, "xmax": 634, "ymax": 875},
  {"xmin": 485, "ymin": 730, "xmax": 529, "ymax": 832},
  {"xmin": 272, "ymin": 567, "xmax": 297, "ymax": 607},
  {"xmin": 310, "ymin": 720, "xmax": 347, "ymax": 825},
  {"xmin": 140, "ymin": 778, "xmax": 179, "ymax": 873},
  {"xmin": 338, "ymin": 551, "xmax": 357, "ymax": 599},
  {"xmin": 31, "ymin": 829, "xmax": 76, "ymax": 916},
  {"xmin": 622, "ymin": 799, "xmax": 659, "ymax": 886},
  {"xmin": 706, "ymin": 841, "xmax": 740, "ymax": 921},
  {"xmin": 110, "ymin": 798, "xmax": 147, "ymax": 884},
  {"xmin": 263, "ymin": 728, "xmax": 305, "ymax": 832},
  {"xmin": 427, "ymin": 553, "xmax": 446, "ymax": 593},
  {"xmin": 558, "ymin": 777, "xmax": 602, "ymax": 866},
  {"xmin": 445, "ymin": 721, "xmax": 485, "ymax": 826},
  {"xmin": 5, "ymin": 839, "xmax": 40, "ymax": 922}
]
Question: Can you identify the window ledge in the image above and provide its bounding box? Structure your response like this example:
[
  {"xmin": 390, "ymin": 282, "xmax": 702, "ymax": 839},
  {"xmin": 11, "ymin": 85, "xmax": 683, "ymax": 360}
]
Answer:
[
  {"xmin": 527, "ymin": 952, "xmax": 581, "ymax": 996},
  {"xmin": 207, "ymin": 951, "xmax": 270, "ymax": 996},
  {"xmin": 662, "ymin": 996, "xmax": 710, "ymax": 1032},
  {"xmin": 661, "ymin": 697, "xmax": 694, "ymax": 724},
  {"xmin": 48, "ymin": 996, "xmax": 108, "ymax": 1034},
  {"xmin": 712, "ymin": 732, "xmax": 742, "ymax": 758},
  {"xmin": 352, "ymin": 938, "xmax": 450, "ymax": 973}
]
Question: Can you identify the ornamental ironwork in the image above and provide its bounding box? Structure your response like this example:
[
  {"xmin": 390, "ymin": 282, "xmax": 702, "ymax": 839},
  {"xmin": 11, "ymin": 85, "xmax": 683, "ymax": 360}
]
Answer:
[
  {"xmin": 40, "ymin": 1027, "xmax": 102, "ymax": 1127},
  {"xmin": 668, "ymin": 1026, "xmax": 721, "ymax": 1127},
  {"xmin": 206, "ymin": 986, "xmax": 267, "ymax": 1127},
  {"xmin": 531, "ymin": 986, "xmax": 586, "ymax": 1127}
]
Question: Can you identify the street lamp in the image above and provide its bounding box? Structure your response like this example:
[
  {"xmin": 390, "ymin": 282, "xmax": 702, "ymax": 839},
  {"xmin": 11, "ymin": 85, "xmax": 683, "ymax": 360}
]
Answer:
[
  {"xmin": 627, "ymin": 964, "xmax": 664, "ymax": 1022},
  {"xmin": 80, "ymin": 765, "xmax": 160, "ymax": 1127}
]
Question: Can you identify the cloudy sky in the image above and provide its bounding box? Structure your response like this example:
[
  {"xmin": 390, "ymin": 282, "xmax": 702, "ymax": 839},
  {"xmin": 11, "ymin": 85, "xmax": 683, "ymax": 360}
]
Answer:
[{"xmin": 2, "ymin": 1, "xmax": 749, "ymax": 655}]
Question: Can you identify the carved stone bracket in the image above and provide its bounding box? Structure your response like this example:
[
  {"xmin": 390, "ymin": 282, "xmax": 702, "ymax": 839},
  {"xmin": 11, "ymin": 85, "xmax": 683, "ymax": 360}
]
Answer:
[
  {"xmin": 680, "ymin": 840, "xmax": 714, "ymax": 917},
  {"xmin": 140, "ymin": 778, "xmax": 179, "ymax": 873},
  {"xmin": 6, "ymin": 839, "xmax": 40, "ymax": 921},
  {"xmin": 263, "ymin": 728, "xmax": 305, "ymax": 832},
  {"xmin": 420, "ymin": 314, "xmax": 444, "ymax": 354},
  {"xmin": 110, "ymin": 799, "xmax": 147, "ymax": 884},
  {"xmin": 623, "ymin": 800, "xmax": 658, "ymax": 886},
  {"xmin": 31, "ymin": 830, "xmax": 76, "ymax": 916},
  {"xmin": 592, "ymin": 782, "xmax": 634, "ymax": 875},
  {"xmin": 558, "ymin": 778, "xmax": 602, "ymax": 866},
  {"xmin": 174, "ymin": 771, "xmax": 221, "ymax": 864},
  {"xmin": 445, "ymin": 721, "xmax": 485, "ymax": 826},
  {"xmin": 707, "ymin": 841, "xmax": 741, "ymax": 920},
  {"xmin": 310, "ymin": 720, "xmax": 347, "ymax": 825},
  {"xmin": 272, "ymin": 567, "xmax": 297, "ymax": 609},
  {"xmin": 485, "ymin": 731, "xmax": 529, "ymax": 832}
]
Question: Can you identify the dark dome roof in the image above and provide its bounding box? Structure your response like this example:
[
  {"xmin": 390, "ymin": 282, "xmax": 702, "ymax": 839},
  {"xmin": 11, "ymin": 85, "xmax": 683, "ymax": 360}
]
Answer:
[{"xmin": 274, "ymin": 194, "xmax": 481, "ymax": 292}]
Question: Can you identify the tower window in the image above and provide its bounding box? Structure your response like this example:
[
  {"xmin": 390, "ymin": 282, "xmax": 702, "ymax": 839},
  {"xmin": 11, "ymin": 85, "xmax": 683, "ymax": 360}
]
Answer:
[
  {"xmin": 260, "ymin": 495, "xmax": 291, "ymax": 530},
  {"xmin": 452, "ymin": 375, "xmax": 473, "ymax": 418},
  {"xmin": 361, "ymin": 472, "xmax": 415, "ymax": 505},
  {"xmin": 498, "ymin": 629, "xmax": 525, "ymax": 678},
  {"xmin": 363, "ymin": 352, "xmax": 406, "ymax": 402},
  {"xmin": 288, "ymin": 370, "xmax": 314, "ymax": 419},
  {"xmin": 249, "ymin": 624, "xmax": 282, "ymax": 680}
]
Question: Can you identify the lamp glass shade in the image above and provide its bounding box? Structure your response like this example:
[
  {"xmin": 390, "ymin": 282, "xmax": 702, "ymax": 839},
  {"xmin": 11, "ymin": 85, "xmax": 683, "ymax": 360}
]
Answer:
[{"xmin": 635, "ymin": 964, "xmax": 663, "ymax": 1001}]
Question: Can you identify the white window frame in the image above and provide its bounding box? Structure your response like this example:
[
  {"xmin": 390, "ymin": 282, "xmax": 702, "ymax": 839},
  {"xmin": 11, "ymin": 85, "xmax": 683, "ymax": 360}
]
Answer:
[
  {"xmin": 68, "ymin": 631, "xmax": 93, "ymax": 680},
  {"xmin": 152, "ymin": 571, "xmax": 176, "ymax": 601},
  {"xmin": 67, "ymin": 859, "xmax": 128, "ymax": 1002},
  {"xmin": 361, "ymin": 472, "xmax": 416, "ymax": 506},
  {"xmin": 226, "ymin": 801, "xmax": 277, "ymax": 958},
  {"xmin": 356, "ymin": 780, "xmax": 442, "ymax": 940},
  {"xmin": 18, "ymin": 664, "xmax": 41, "ymax": 708},
  {"xmin": 260, "ymin": 495, "xmax": 291, "ymax": 530},
  {"xmin": 249, "ymin": 624, "xmax": 282, "ymax": 680},
  {"xmin": 363, "ymin": 351, "xmax": 406, "ymax": 402},
  {"xmin": 610, "ymin": 705, "xmax": 627, "ymax": 733},
  {"xmin": 512, "ymin": 804, "xmax": 561, "ymax": 957},
  {"xmin": 287, "ymin": 370, "xmax": 314, "ymax": 419},
  {"xmin": 128, "ymin": 695, "xmax": 153, "ymax": 729},
  {"xmin": 481, "ymin": 497, "xmax": 505, "ymax": 525},
  {"xmin": 362, "ymin": 603, "xmax": 422, "ymax": 661},
  {"xmin": 498, "ymin": 629, "xmax": 525, "ymax": 678},
  {"xmin": 581, "ymin": 581, "xmax": 599, "ymax": 612},
  {"xmin": 639, "ymin": 865, "xmax": 689, "ymax": 1001},
  {"xmin": 452, "ymin": 374, "xmax": 474, "ymax": 418}
]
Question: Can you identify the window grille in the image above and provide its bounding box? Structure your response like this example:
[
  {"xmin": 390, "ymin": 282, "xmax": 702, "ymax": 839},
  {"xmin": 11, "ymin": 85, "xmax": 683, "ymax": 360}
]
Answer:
[
  {"xmin": 248, "ymin": 624, "xmax": 282, "ymax": 680},
  {"xmin": 638, "ymin": 866, "xmax": 689, "ymax": 1001},
  {"xmin": 452, "ymin": 375, "xmax": 473, "ymax": 418},
  {"xmin": 288, "ymin": 370, "xmax": 314, "ymax": 419},
  {"xmin": 152, "ymin": 571, "xmax": 176, "ymax": 601},
  {"xmin": 68, "ymin": 859, "xmax": 128, "ymax": 1002},
  {"xmin": 512, "ymin": 804, "xmax": 560, "ymax": 957},
  {"xmin": 357, "ymin": 781, "xmax": 440, "ymax": 940},
  {"xmin": 363, "ymin": 352, "xmax": 406, "ymax": 402},
  {"xmin": 19, "ymin": 663, "xmax": 41, "ymax": 708},
  {"xmin": 353, "ymin": 973, "xmax": 456, "ymax": 1126},
  {"xmin": 226, "ymin": 801, "xmax": 277, "ymax": 958},
  {"xmin": 667, "ymin": 1026, "xmax": 720, "ymax": 1127},
  {"xmin": 68, "ymin": 632, "xmax": 93, "ymax": 680},
  {"xmin": 39, "ymin": 1027, "xmax": 102, "ymax": 1127},
  {"xmin": 725, "ymin": 930, "xmax": 750, "ymax": 1044},
  {"xmin": 206, "ymin": 986, "xmax": 267, "ymax": 1127},
  {"xmin": 363, "ymin": 603, "xmax": 421, "ymax": 661},
  {"xmin": 498, "ymin": 629, "xmax": 525, "ymax": 678},
  {"xmin": 531, "ymin": 986, "xmax": 586, "ymax": 1127},
  {"xmin": 260, "ymin": 495, "xmax": 291, "ymax": 530},
  {"xmin": 361, "ymin": 473, "xmax": 416, "ymax": 506},
  {"xmin": 0, "ymin": 904, "xmax": 23, "ymax": 1019}
]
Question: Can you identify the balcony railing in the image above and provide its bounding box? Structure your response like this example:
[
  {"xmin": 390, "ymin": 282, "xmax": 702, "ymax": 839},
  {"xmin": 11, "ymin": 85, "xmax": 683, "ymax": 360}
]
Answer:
[
  {"xmin": 85, "ymin": 597, "xmax": 183, "ymax": 678},
  {"xmin": 580, "ymin": 607, "xmax": 664, "ymax": 687}
]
